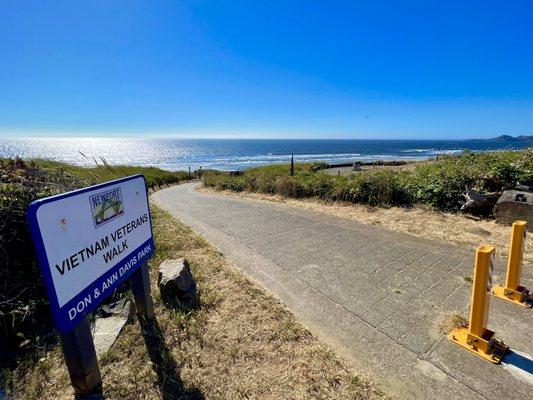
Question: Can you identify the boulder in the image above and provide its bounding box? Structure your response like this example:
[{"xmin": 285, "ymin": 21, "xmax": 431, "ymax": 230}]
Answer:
[
  {"xmin": 494, "ymin": 190, "xmax": 533, "ymax": 226},
  {"xmin": 158, "ymin": 258, "xmax": 197, "ymax": 303}
]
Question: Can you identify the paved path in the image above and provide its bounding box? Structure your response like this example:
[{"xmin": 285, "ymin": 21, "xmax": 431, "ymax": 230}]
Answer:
[{"xmin": 152, "ymin": 184, "xmax": 533, "ymax": 400}]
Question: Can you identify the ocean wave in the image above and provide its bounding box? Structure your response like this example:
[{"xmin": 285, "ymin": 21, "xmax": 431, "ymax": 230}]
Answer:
[
  {"xmin": 399, "ymin": 148, "xmax": 435, "ymax": 153},
  {"xmin": 400, "ymin": 148, "xmax": 463, "ymax": 156}
]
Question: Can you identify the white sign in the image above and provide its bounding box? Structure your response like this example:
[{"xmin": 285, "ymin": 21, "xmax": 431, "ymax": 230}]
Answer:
[{"xmin": 28, "ymin": 175, "xmax": 154, "ymax": 331}]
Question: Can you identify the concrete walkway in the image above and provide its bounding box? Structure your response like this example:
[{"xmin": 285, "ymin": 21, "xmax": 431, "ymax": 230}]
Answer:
[{"xmin": 152, "ymin": 183, "xmax": 533, "ymax": 400}]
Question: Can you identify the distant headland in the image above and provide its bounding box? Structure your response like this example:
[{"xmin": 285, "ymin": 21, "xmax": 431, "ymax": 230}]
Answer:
[{"xmin": 470, "ymin": 134, "xmax": 533, "ymax": 142}]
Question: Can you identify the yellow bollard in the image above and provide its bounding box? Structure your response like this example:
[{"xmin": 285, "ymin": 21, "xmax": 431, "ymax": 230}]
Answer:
[
  {"xmin": 492, "ymin": 221, "xmax": 531, "ymax": 307},
  {"xmin": 448, "ymin": 245, "xmax": 509, "ymax": 363}
]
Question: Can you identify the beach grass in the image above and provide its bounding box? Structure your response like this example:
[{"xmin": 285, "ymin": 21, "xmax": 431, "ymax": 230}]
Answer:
[
  {"xmin": 0, "ymin": 158, "xmax": 194, "ymax": 367},
  {"xmin": 30, "ymin": 158, "xmax": 194, "ymax": 188},
  {"xmin": 202, "ymin": 149, "xmax": 533, "ymax": 212}
]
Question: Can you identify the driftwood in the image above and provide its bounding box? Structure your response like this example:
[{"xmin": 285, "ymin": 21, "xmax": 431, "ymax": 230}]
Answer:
[{"xmin": 460, "ymin": 187, "xmax": 500, "ymax": 216}]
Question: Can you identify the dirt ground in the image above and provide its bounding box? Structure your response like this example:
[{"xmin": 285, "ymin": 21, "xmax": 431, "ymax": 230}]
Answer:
[{"xmin": 199, "ymin": 187, "xmax": 531, "ymax": 264}]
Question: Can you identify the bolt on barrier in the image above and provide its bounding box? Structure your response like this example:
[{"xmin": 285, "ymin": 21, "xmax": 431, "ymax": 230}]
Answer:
[
  {"xmin": 492, "ymin": 221, "xmax": 531, "ymax": 307},
  {"xmin": 448, "ymin": 245, "xmax": 509, "ymax": 363}
]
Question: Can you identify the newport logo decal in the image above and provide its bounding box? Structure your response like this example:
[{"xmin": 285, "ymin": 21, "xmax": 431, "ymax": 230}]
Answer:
[{"xmin": 89, "ymin": 187, "xmax": 124, "ymax": 228}]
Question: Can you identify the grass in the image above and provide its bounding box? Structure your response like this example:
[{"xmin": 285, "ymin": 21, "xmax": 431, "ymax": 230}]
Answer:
[
  {"xmin": 439, "ymin": 313, "xmax": 469, "ymax": 335},
  {"xmin": 202, "ymin": 149, "xmax": 533, "ymax": 212},
  {"xmin": 0, "ymin": 157, "xmax": 196, "ymax": 367},
  {"xmin": 31, "ymin": 158, "xmax": 195, "ymax": 188},
  {"xmin": 3, "ymin": 206, "xmax": 384, "ymax": 400}
]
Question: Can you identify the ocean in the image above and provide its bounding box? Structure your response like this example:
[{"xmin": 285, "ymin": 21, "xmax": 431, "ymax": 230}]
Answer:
[{"xmin": 0, "ymin": 138, "xmax": 531, "ymax": 171}]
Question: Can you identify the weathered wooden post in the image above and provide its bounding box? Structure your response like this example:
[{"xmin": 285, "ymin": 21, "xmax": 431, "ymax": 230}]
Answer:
[
  {"xmin": 290, "ymin": 153, "xmax": 295, "ymax": 176},
  {"xmin": 188, "ymin": 166, "xmax": 191, "ymax": 180},
  {"xmin": 28, "ymin": 174, "xmax": 156, "ymax": 397},
  {"xmin": 59, "ymin": 318, "xmax": 102, "ymax": 396},
  {"xmin": 130, "ymin": 262, "xmax": 154, "ymax": 317}
]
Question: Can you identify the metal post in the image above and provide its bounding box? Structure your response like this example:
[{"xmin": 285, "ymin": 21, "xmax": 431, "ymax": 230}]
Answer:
[
  {"xmin": 448, "ymin": 245, "xmax": 508, "ymax": 363},
  {"xmin": 506, "ymin": 221, "xmax": 526, "ymax": 290},
  {"xmin": 130, "ymin": 262, "xmax": 154, "ymax": 318},
  {"xmin": 59, "ymin": 317, "xmax": 102, "ymax": 398},
  {"xmin": 492, "ymin": 220, "xmax": 530, "ymax": 307},
  {"xmin": 469, "ymin": 245, "xmax": 493, "ymax": 337}
]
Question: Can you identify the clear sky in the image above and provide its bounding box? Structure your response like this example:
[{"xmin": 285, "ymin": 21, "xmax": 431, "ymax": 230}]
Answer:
[{"xmin": 1, "ymin": 1, "xmax": 532, "ymax": 139}]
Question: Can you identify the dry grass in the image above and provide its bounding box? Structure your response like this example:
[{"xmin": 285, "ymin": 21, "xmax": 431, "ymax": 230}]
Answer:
[
  {"xmin": 199, "ymin": 187, "xmax": 532, "ymax": 263},
  {"xmin": 439, "ymin": 313, "xmax": 469, "ymax": 335},
  {"xmin": 5, "ymin": 206, "xmax": 383, "ymax": 400}
]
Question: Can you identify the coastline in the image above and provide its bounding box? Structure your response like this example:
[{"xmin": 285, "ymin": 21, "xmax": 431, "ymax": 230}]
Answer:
[{"xmin": 1, "ymin": 137, "xmax": 531, "ymax": 172}]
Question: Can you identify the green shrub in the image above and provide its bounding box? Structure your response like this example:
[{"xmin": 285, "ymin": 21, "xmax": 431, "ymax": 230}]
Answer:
[
  {"xmin": 0, "ymin": 159, "xmax": 88, "ymax": 363},
  {"xmin": 32, "ymin": 159, "xmax": 193, "ymax": 188},
  {"xmin": 0, "ymin": 158, "xmax": 192, "ymax": 365},
  {"xmin": 202, "ymin": 150, "xmax": 533, "ymax": 211}
]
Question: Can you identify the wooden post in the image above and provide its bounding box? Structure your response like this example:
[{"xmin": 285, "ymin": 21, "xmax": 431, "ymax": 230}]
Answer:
[
  {"xmin": 130, "ymin": 262, "xmax": 154, "ymax": 318},
  {"xmin": 188, "ymin": 166, "xmax": 191, "ymax": 180},
  {"xmin": 290, "ymin": 154, "xmax": 294, "ymax": 176},
  {"xmin": 59, "ymin": 318, "xmax": 102, "ymax": 398}
]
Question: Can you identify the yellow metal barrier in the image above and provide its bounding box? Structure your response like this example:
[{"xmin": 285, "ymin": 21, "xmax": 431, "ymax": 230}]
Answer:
[
  {"xmin": 448, "ymin": 245, "xmax": 508, "ymax": 363},
  {"xmin": 492, "ymin": 221, "xmax": 531, "ymax": 307}
]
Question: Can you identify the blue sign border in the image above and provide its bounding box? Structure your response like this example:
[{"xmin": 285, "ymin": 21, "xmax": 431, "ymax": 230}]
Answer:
[{"xmin": 28, "ymin": 174, "xmax": 155, "ymax": 332}]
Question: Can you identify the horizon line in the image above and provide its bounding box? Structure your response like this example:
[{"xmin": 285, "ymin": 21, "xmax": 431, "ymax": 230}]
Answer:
[{"xmin": 0, "ymin": 134, "xmax": 518, "ymax": 141}]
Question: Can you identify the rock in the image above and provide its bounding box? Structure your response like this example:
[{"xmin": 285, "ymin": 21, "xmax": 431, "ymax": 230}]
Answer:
[
  {"xmin": 352, "ymin": 162, "xmax": 362, "ymax": 171},
  {"xmin": 494, "ymin": 190, "xmax": 533, "ymax": 226},
  {"xmin": 93, "ymin": 298, "xmax": 133, "ymax": 355},
  {"xmin": 158, "ymin": 258, "xmax": 197, "ymax": 303}
]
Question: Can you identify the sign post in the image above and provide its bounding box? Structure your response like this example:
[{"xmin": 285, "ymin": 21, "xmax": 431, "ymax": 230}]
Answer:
[
  {"xmin": 130, "ymin": 262, "xmax": 154, "ymax": 317},
  {"xmin": 28, "ymin": 174, "xmax": 155, "ymax": 396},
  {"xmin": 59, "ymin": 318, "xmax": 101, "ymax": 396}
]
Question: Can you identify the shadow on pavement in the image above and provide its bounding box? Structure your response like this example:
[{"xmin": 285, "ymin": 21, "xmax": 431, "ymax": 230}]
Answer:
[
  {"xmin": 502, "ymin": 350, "xmax": 533, "ymax": 386},
  {"xmin": 503, "ymin": 350, "xmax": 533, "ymax": 373},
  {"xmin": 139, "ymin": 316, "xmax": 204, "ymax": 400}
]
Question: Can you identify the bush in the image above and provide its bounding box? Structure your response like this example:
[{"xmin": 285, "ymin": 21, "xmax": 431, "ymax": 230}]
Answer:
[
  {"xmin": 0, "ymin": 159, "xmax": 88, "ymax": 363},
  {"xmin": 0, "ymin": 158, "xmax": 192, "ymax": 365},
  {"xmin": 202, "ymin": 149, "xmax": 533, "ymax": 211}
]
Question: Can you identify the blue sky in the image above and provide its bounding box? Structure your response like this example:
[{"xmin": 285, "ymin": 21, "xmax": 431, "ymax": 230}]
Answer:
[{"xmin": 1, "ymin": 1, "xmax": 532, "ymax": 139}]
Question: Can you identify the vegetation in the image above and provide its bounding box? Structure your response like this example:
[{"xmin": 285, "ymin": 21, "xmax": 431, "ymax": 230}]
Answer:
[
  {"xmin": 2, "ymin": 197, "xmax": 382, "ymax": 399},
  {"xmin": 31, "ymin": 158, "xmax": 194, "ymax": 188},
  {"xmin": 203, "ymin": 150, "xmax": 533, "ymax": 211},
  {"xmin": 0, "ymin": 158, "xmax": 194, "ymax": 366}
]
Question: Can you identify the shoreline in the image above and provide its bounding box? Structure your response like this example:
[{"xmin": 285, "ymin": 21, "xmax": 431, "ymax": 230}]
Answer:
[{"xmin": 1, "ymin": 138, "xmax": 530, "ymax": 172}]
